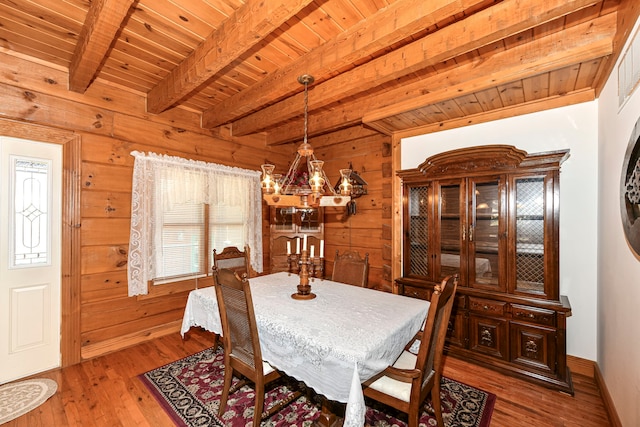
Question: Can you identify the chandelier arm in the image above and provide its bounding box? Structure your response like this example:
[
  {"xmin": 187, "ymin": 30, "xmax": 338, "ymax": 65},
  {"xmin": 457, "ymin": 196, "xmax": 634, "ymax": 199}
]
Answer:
[{"xmin": 322, "ymin": 169, "xmax": 339, "ymax": 195}]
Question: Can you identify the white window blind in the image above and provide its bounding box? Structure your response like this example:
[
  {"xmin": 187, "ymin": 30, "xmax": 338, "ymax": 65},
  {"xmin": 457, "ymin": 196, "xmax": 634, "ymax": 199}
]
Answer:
[{"xmin": 157, "ymin": 201, "xmax": 204, "ymax": 280}]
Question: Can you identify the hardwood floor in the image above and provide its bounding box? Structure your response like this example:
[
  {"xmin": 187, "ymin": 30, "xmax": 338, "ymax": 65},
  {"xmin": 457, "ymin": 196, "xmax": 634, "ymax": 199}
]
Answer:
[{"xmin": 4, "ymin": 328, "xmax": 611, "ymax": 426}]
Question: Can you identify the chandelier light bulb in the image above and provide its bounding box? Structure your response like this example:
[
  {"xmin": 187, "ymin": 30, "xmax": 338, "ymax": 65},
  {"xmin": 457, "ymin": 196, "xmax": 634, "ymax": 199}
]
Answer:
[
  {"xmin": 339, "ymin": 169, "xmax": 353, "ymax": 196},
  {"xmin": 261, "ymin": 164, "xmax": 275, "ymax": 194}
]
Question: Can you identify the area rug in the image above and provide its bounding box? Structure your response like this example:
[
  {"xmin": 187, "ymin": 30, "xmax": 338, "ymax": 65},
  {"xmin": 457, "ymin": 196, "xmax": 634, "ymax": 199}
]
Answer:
[
  {"xmin": 0, "ymin": 378, "xmax": 58, "ymax": 424},
  {"xmin": 140, "ymin": 347, "xmax": 495, "ymax": 427}
]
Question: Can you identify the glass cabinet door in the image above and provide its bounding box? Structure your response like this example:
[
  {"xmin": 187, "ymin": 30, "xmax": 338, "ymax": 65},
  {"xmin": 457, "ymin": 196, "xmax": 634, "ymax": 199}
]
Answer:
[
  {"xmin": 513, "ymin": 175, "xmax": 546, "ymax": 295},
  {"xmin": 273, "ymin": 207, "xmax": 296, "ymax": 232},
  {"xmin": 298, "ymin": 208, "xmax": 321, "ymax": 232},
  {"xmin": 437, "ymin": 181, "xmax": 463, "ymax": 282},
  {"xmin": 407, "ymin": 185, "xmax": 430, "ymax": 277},
  {"xmin": 468, "ymin": 176, "xmax": 504, "ymax": 291}
]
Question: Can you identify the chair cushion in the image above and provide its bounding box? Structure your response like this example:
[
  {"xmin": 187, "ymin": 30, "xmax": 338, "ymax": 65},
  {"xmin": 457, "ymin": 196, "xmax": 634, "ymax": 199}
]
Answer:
[
  {"xmin": 408, "ymin": 339, "xmax": 421, "ymax": 355},
  {"xmin": 263, "ymin": 361, "xmax": 276, "ymax": 375},
  {"xmin": 367, "ymin": 350, "xmax": 417, "ymax": 402}
]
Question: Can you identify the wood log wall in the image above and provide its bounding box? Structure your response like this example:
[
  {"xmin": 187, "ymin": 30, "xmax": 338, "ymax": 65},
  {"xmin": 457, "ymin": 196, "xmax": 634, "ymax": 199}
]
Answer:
[
  {"xmin": 0, "ymin": 51, "xmax": 291, "ymax": 362},
  {"xmin": 311, "ymin": 128, "xmax": 393, "ymax": 293},
  {"xmin": 0, "ymin": 49, "xmax": 394, "ymax": 363}
]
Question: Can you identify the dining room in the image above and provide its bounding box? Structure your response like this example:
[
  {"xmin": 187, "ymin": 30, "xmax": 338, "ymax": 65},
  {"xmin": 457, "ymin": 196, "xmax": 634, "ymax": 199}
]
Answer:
[{"xmin": 0, "ymin": 0, "xmax": 639, "ymax": 425}]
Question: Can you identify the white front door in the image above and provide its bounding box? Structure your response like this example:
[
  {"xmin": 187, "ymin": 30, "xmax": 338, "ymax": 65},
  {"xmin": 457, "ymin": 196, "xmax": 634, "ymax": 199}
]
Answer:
[{"xmin": 0, "ymin": 137, "xmax": 62, "ymax": 384}]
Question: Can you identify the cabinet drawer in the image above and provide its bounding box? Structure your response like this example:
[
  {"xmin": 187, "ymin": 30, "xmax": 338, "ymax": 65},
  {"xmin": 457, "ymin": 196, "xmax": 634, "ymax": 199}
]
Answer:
[
  {"xmin": 403, "ymin": 285, "xmax": 431, "ymax": 300},
  {"xmin": 511, "ymin": 304, "xmax": 556, "ymax": 326},
  {"xmin": 469, "ymin": 297, "xmax": 506, "ymax": 316}
]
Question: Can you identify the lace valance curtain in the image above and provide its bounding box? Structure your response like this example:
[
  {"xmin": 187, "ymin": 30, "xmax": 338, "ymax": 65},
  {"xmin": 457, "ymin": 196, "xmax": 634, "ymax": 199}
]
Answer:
[{"xmin": 128, "ymin": 151, "xmax": 263, "ymax": 296}]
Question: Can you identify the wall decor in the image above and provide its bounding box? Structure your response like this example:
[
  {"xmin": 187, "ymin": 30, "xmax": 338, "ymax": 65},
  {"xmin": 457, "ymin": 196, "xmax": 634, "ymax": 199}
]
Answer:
[{"xmin": 621, "ymin": 116, "xmax": 640, "ymax": 257}]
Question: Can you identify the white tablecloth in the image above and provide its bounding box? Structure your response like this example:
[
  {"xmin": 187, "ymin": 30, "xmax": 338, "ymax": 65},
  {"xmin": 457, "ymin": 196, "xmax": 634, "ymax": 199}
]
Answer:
[{"xmin": 181, "ymin": 272, "xmax": 429, "ymax": 427}]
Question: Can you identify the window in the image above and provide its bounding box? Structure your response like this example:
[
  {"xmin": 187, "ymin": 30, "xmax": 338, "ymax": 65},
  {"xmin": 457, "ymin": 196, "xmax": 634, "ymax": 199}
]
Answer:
[
  {"xmin": 619, "ymin": 26, "xmax": 640, "ymax": 108},
  {"xmin": 128, "ymin": 152, "xmax": 262, "ymax": 296}
]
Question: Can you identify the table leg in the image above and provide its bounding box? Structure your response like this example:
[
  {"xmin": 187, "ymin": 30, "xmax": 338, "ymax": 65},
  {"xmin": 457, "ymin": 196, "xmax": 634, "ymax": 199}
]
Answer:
[{"xmin": 314, "ymin": 399, "xmax": 344, "ymax": 427}]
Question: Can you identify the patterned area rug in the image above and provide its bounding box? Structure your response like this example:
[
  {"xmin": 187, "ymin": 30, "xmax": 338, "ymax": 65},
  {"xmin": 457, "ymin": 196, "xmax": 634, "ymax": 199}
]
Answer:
[
  {"xmin": 140, "ymin": 347, "xmax": 495, "ymax": 427},
  {"xmin": 0, "ymin": 378, "xmax": 58, "ymax": 424}
]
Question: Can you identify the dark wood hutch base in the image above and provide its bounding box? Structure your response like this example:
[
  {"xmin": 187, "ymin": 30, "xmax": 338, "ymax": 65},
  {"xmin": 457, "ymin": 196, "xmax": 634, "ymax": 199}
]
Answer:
[
  {"xmin": 396, "ymin": 277, "xmax": 574, "ymax": 394},
  {"xmin": 396, "ymin": 145, "xmax": 574, "ymax": 395}
]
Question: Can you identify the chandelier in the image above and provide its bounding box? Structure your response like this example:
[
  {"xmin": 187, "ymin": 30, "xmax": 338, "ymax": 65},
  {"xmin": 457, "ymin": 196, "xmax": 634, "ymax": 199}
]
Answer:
[{"xmin": 260, "ymin": 75, "xmax": 352, "ymax": 208}]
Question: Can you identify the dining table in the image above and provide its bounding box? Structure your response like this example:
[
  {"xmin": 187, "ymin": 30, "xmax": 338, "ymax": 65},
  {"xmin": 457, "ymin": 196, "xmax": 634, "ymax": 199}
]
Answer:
[{"xmin": 180, "ymin": 271, "xmax": 430, "ymax": 427}]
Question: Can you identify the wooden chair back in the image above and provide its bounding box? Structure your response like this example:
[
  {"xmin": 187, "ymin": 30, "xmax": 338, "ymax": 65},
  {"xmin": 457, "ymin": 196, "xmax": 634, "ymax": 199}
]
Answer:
[
  {"xmin": 214, "ymin": 268, "xmax": 262, "ymax": 372},
  {"xmin": 363, "ymin": 274, "xmax": 458, "ymax": 427},
  {"xmin": 414, "ymin": 273, "xmax": 458, "ymax": 392},
  {"xmin": 213, "ymin": 245, "xmax": 250, "ymax": 277},
  {"xmin": 213, "ymin": 267, "xmax": 282, "ymax": 427},
  {"xmin": 331, "ymin": 249, "xmax": 369, "ymax": 287}
]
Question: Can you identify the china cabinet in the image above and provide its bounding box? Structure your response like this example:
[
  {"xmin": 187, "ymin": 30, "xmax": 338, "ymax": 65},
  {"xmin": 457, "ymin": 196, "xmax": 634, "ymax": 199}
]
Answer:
[
  {"xmin": 269, "ymin": 207, "xmax": 324, "ymax": 273},
  {"xmin": 396, "ymin": 145, "xmax": 573, "ymax": 394}
]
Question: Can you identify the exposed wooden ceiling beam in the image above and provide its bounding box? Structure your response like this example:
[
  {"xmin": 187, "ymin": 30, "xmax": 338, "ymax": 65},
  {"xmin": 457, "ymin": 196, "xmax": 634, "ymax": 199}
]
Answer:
[
  {"xmin": 391, "ymin": 89, "xmax": 595, "ymax": 139},
  {"xmin": 266, "ymin": 13, "xmax": 616, "ymax": 145},
  {"xmin": 362, "ymin": 13, "xmax": 615, "ymax": 123},
  {"xmin": 69, "ymin": 0, "xmax": 135, "ymax": 93},
  {"xmin": 201, "ymin": 0, "xmax": 487, "ymax": 129},
  {"xmin": 145, "ymin": 0, "xmax": 315, "ymax": 114},
  {"xmin": 230, "ymin": 0, "xmax": 600, "ymax": 136}
]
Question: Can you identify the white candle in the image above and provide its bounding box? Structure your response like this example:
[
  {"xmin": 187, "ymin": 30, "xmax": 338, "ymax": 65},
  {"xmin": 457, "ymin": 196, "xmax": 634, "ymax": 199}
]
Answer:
[
  {"xmin": 320, "ymin": 240, "xmax": 324, "ymax": 258},
  {"xmin": 287, "ymin": 241, "xmax": 291, "ymax": 255},
  {"xmin": 310, "ymin": 245, "xmax": 315, "ymax": 259},
  {"xmin": 296, "ymin": 238, "xmax": 300, "ymax": 254},
  {"xmin": 303, "ymin": 234, "xmax": 308, "ymax": 251}
]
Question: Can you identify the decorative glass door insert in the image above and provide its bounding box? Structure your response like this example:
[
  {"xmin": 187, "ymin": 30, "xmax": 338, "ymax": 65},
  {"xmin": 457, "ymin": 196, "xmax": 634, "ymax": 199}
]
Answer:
[
  {"xmin": 10, "ymin": 156, "xmax": 52, "ymax": 268},
  {"xmin": 408, "ymin": 185, "xmax": 429, "ymax": 276}
]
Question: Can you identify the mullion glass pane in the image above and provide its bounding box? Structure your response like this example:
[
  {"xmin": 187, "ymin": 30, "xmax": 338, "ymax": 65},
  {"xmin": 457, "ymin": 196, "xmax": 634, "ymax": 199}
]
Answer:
[
  {"xmin": 12, "ymin": 158, "xmax": 50, "ymax": 267},
  {"xmin": 473, "ymin": 180, "xmax": 499, "ymax": 285},
  {"xmin": 409, "ymin": 186, "xmax": 429, "ymax": 276},
  {"xmin": 440, "ymin": 184, "xmax": 461, "ymax": 280},
  {"xmin": 209, "ymin": 204, "xmax": 245, "ymax": 267},
  {"xmin": 515, "ymin": 177, "xmax": 545, "ymax": 292},
  {"xmin": 158, "ymin": 202, "xmax": 204, "ymax": 279}
]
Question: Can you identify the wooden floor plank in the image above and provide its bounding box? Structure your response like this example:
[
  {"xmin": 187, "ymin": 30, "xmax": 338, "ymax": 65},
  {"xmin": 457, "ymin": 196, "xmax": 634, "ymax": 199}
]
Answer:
[{"xmin": 2, "ymin": 327, "xmax": 610, "ymax": 426}]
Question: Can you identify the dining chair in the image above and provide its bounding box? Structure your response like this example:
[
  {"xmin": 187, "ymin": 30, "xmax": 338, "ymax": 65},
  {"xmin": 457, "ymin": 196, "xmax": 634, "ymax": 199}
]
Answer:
[
  {"xmin": 213, "ymin": 267, "xmax": 300, "ymax": 427},
  {"xmin": 213, "ymin": 245, "xmax": 250, "ymax": 277},
  {"xmin": 331, "ymin": 249, "xmax": 369, "ymax": 287},
  {"xmin": 362, "ymin": 274, "xmax": 459, "ymax": 427}
]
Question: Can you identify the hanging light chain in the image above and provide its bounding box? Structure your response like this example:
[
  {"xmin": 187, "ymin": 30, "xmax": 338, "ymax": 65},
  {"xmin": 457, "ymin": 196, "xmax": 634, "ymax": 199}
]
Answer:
[{"xmin": 303, "ymin": 78, "xmax": 309, "ymax": 145}]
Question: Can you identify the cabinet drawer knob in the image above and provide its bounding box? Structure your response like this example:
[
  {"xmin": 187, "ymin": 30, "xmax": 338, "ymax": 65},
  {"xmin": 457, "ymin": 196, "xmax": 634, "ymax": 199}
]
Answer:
[{"xmin": 483, "ymin": 305, "xmax": 489, "ymax": 310}]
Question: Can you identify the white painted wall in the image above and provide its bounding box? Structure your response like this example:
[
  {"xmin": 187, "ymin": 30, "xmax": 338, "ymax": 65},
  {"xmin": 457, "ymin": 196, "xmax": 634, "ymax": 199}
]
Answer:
[
  {"xmin": 597, "ymin": 17, "xmax": 640, "ymax": 427},
  {"xmin": 401, "ymin": 101, "xmax": 599, "ymax": 361}
]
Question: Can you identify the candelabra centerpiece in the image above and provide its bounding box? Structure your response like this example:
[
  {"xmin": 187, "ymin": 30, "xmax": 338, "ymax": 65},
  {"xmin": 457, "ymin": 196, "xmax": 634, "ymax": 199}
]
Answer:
[{"xmin": 288, "ymin": 235, "xmax": 324, "ymax": 300}]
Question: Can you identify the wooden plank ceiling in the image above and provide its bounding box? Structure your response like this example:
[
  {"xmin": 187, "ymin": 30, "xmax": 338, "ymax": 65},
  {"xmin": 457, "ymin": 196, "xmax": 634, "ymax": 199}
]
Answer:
[{"xmin": 0, "ymin": 0, "xmax": 625, "ymax": 144}]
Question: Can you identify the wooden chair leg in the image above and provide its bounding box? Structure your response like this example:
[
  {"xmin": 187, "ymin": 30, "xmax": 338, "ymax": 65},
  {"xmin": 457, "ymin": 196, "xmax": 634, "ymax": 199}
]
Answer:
[
  {"xmin": 218, "ymin": 365, "xmax": 233, "ymax": 416},
  {"xmin": 407, "ymin": 405, "xmax": 420, "ymax": 427},
  {"xmin": 432, "ymin": 376, "xmax": 444, "ymax": 427},
  {"xmin": 253, "ymin": 383, "xmax": 265, "ymax": 427}
]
